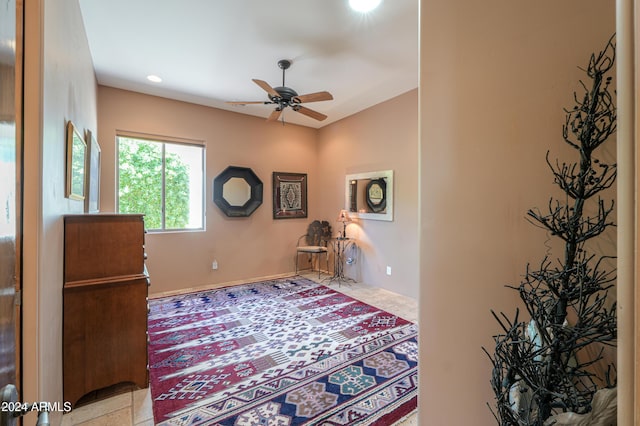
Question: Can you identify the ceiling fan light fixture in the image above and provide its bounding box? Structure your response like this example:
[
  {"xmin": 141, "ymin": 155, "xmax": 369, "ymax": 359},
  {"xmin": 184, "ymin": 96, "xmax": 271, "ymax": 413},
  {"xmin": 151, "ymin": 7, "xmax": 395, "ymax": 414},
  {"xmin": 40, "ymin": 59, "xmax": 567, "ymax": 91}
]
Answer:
[
  {"xmin": 226, "ymin": 61, "xmax": 333, "ymax": 123},
  {"xmin": 348, "ymin": 0, "xmax": 382, "ymax": 13}
]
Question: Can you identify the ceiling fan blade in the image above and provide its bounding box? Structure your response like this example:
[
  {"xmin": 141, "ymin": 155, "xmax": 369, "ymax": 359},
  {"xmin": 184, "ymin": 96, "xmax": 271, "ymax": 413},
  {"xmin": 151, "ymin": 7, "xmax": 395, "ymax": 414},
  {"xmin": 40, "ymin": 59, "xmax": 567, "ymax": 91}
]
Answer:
[
  {"xmin": 226, "ymin": 101, "xmax": 271, "ymax": 105},
  {"xmin": 292, "ymin": 91, "xmax": 334, "ymax": 104},
  {"xmin": 267, "ymin": 109, "xmax": 282, "ymax": 122},
  {"xmin": 293, "ymin": 105, "xmax": 327, "ymax": 121},
  {"xmin": 252, "ymin": 79, "xmax": 280, "ymax": 98}
]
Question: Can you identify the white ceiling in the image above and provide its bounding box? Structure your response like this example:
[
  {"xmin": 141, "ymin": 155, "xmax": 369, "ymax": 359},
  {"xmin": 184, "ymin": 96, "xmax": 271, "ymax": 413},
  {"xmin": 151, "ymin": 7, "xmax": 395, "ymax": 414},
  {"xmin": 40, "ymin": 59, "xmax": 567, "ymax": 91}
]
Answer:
[{"xmin": 78, "ymin": 0, "xmax": 419, "ymax": 129}]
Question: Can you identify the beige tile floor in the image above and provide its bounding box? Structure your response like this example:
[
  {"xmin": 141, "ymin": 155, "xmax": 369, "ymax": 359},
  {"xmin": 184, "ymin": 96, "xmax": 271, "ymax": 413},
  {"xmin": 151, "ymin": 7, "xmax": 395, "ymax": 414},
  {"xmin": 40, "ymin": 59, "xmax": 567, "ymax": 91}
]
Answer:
[{"xmin": 61, "ymin": 273, "xmax": 418, "ymax": 425}]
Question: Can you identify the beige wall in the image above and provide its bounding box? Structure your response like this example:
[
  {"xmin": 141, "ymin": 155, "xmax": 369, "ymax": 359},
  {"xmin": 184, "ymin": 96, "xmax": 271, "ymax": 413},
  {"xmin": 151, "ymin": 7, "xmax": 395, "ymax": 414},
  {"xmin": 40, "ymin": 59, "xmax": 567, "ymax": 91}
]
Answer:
[
  {"xmin": 22, "ymin": 0, "xmax": 98, "ymax": 421},
  {"xmin": 98, "ymin": 87, "xmax": 419, "ymax": 298},
  {"xmin": 98, "ymin": 87, "xmax": 320, "ymax": 295},
  {"xmin": 419, "ymin": 0, "xmax": 615, "ymax": 424},
  {"xmin": 317, "ymin": 90, "xmax": 419, "ymax": 298}
]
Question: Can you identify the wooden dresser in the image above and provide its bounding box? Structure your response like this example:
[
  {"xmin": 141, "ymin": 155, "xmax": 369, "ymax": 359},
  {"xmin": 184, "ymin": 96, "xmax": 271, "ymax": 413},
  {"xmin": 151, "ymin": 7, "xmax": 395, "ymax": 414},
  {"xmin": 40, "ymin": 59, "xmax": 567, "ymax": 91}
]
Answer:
[{"xmin": 63, "ymin": 214, "xmax": 149, "ymax": 408}]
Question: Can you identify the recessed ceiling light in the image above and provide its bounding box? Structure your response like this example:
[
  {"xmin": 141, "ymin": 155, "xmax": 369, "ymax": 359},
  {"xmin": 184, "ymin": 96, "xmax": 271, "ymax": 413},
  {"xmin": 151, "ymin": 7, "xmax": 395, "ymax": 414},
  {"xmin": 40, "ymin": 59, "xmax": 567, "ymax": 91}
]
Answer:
[
  {"xmin": 349, "ymin": 0, "xmax": 382, "ymax": 13},
  {"xmin": 147, "ymin": 75, "xmax": 162, "ymax": 83}
]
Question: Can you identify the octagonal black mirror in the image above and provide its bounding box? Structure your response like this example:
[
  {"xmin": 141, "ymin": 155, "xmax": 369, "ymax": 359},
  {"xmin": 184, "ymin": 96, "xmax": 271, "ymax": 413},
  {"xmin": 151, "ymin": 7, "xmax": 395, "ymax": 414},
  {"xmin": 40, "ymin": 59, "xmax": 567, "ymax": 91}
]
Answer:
[{"xmin": 213, "ymin": 166, "xmax": 263, "ymax": 217}]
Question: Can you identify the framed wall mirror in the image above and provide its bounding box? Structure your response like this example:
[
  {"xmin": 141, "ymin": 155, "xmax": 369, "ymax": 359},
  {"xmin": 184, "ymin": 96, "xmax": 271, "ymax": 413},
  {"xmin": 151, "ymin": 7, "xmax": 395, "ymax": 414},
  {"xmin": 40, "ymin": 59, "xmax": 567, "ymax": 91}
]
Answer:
[
  {"xmin": 213, "ymin": 166, "xmax": 263, "ymax": 217},
  {"xmin": 345, "ymin": 169, "xmax": 393, "ymax": 221}
]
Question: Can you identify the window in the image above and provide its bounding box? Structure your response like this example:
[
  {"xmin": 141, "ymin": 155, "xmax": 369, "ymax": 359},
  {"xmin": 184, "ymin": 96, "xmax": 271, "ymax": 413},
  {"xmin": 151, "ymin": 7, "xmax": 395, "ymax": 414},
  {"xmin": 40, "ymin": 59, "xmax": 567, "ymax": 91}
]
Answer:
[{"xmin": 117, "ymin": 135, "xmax": 204, "ymax": 231}]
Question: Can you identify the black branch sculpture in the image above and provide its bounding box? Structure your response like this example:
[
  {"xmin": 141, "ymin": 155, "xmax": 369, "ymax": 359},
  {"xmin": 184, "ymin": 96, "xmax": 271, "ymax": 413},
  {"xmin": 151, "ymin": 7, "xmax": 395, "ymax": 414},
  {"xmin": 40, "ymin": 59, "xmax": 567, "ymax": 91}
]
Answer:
[{"xmin": 483, "ymin": 35, "xmax": 617, "ymax": 426}]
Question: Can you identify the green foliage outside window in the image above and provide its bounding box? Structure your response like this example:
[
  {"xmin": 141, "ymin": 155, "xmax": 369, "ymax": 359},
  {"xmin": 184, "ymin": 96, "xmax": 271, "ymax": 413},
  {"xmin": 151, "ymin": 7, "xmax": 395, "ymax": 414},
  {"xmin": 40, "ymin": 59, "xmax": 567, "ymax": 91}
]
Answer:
[{"xmin": 118, "ymin": 138, "xmax": 190, "ymax": 230}]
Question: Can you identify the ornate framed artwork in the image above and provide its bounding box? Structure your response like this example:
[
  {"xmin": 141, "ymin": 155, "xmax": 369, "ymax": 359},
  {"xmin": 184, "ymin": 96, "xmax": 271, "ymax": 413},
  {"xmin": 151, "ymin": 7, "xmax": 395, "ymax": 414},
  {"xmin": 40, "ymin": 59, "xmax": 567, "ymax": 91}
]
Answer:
[
  {"xmin": 65, "ymin": 121, "xmax": 86, "ymax": 201},
  {"xmin": 272, "ymin": 172, "xmax": 307, "ymax": 219}
]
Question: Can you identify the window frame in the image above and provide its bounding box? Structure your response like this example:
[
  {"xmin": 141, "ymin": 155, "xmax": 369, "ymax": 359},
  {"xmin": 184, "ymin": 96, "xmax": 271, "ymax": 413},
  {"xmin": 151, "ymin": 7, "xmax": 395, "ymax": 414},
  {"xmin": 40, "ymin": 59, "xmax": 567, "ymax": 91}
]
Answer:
[{"xmin": 116, "ymin": 132, "xmax": 206, "ymax": 233}]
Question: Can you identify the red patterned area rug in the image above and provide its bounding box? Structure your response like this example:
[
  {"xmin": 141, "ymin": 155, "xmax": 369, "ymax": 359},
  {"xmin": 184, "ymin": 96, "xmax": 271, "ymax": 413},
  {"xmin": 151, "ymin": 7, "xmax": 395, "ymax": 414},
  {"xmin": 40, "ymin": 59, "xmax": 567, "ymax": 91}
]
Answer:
[{"xmin": 148, "ymin": 276, "xmax": 418, "ymax": 425}]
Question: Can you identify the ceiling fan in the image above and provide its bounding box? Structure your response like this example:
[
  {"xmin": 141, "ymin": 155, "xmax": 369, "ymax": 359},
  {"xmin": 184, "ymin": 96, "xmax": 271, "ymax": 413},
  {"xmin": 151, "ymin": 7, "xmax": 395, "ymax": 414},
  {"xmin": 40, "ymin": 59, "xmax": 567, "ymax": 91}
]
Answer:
[{"xmin": 227, "ymin": 59, "xmax": 334, "ymax": 123}]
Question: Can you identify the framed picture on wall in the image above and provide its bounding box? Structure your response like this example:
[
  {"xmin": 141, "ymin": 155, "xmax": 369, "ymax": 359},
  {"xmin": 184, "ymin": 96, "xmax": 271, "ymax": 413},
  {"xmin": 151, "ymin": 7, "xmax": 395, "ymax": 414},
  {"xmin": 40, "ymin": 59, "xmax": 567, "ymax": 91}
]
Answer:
[
  {"xmin": 65, "ymin": 121, "xmax": 86, "ymax": 201},
  {"xmin": 84, "ymin": 129, "xmax": 101, "ymax": 213},
  {"xmin": 272, "ymin": 172, "xmax": 307, "ymax": 219}
]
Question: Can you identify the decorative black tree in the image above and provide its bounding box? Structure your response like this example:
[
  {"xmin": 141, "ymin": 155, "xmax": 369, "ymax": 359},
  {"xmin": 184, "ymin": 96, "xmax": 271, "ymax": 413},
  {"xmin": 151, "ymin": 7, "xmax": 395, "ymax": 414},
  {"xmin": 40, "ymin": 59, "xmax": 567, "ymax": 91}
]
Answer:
[{"xmin": 484, "ymin": 36, "xmax": 617, "ymax": 426}]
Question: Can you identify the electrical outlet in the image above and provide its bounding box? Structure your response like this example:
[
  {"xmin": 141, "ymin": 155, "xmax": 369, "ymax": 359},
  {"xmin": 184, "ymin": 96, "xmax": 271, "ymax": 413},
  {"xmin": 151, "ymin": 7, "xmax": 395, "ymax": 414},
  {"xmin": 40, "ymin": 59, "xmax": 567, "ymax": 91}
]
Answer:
[
  {"xmin": 386, "ymin": 266, "xmax": 392, "ymax": 276},
  {"xmin": 212, "ymin": 260, "xmax": 218, "ymax": 270}
]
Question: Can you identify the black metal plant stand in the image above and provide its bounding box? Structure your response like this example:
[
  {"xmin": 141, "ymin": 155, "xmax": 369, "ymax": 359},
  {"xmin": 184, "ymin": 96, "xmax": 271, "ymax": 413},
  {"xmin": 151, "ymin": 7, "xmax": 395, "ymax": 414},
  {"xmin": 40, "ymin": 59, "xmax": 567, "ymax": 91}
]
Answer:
[{"xmin": 327, "ymin": 237, "xmax": 357, "ymax": 286}]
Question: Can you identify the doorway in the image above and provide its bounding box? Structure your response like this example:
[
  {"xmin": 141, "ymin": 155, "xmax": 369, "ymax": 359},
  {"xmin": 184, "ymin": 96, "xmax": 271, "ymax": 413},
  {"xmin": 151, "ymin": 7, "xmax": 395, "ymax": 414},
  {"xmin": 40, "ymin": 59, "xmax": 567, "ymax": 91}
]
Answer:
[{"xmin": 0, "ymin": 0, "xmax": 23, "ymax": 404}]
